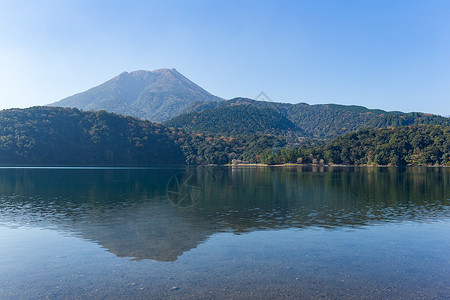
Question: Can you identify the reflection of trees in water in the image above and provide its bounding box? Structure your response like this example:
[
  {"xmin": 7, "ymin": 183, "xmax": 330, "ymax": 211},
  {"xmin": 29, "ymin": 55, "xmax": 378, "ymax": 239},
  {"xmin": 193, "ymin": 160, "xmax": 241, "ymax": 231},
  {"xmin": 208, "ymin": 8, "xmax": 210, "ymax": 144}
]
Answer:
[
  {"xmin": 0, "ymin": 167, "xmax": 448, "ymax": 261},
  {"xmin": 194, "ymin": 166, "xmax": 449, "ymax": 231}
]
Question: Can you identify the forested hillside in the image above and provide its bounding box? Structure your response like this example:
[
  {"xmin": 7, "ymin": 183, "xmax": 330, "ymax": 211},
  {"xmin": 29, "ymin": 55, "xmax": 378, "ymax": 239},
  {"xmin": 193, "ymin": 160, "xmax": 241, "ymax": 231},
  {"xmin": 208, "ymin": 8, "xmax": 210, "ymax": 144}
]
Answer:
[
  {"xmin": 167, "ymin": 98, "xmax": 450, "ymax": 139},
  {"xmin": 0, "ymin": 107, "xmax": 186, "ymax": 165},
  {"xmin": 0, "ymin": 107, "xmax": 448, "ymax": 166},
  {"xmin": 164, "ymin": 104, "xmax": 301, "ymax": 135},
  {"xmin": 0, "ymin": 107, "xmax": 287, "ymax": 166},
  {"xmin": 259, "ymin": 125, "xmax": 450, "ymax": 166}
]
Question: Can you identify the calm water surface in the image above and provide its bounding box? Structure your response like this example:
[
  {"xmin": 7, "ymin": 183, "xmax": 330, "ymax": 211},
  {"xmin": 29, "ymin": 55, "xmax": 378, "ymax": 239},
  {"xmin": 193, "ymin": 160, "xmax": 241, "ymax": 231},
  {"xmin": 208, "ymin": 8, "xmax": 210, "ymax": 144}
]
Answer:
[{"xmin": 0, "ymin": 166, "xmax": 449, "ymax": 299}]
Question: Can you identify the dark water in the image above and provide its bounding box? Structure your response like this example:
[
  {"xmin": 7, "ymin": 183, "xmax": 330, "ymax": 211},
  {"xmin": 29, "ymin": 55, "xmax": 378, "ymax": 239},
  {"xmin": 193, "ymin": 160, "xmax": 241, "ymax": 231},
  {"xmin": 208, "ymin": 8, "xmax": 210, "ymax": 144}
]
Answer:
[{"xmin": 0, "ymin": 166, "xmax": 449, "ymax": 299}]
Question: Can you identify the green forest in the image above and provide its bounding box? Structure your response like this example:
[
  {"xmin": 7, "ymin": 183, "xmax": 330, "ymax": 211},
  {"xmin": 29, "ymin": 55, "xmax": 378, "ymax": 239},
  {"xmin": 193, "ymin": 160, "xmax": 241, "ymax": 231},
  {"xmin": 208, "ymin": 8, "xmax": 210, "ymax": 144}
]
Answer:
[
  {"xmin": 164, "ymin": 104, "xmax": 300, "ymax": 136},
  {"xmin": 259, "ymin": 125, "xmax": 450, "ymax": 166},
  {"xmin": 0, "ymin": 107, "xmax": 287, "ymax": 166},
  {"xmin": 0, "ymin": 107, "xmax": 185, "ymax": 165},
  {"xmin": 165, "ymin": 98, "xmax": 450, "ymax": 139},
  {"xmin": 0, "ymin": 107, "xmax": 448, "ymax": 166}
]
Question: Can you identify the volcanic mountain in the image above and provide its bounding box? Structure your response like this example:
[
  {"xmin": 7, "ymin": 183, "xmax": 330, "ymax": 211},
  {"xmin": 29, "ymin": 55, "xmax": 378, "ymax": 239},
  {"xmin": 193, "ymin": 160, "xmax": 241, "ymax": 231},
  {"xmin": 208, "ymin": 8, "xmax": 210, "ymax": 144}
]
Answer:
[{"xmin": 50, "ymin": 68, "xmax": 223, "ymax": 122}]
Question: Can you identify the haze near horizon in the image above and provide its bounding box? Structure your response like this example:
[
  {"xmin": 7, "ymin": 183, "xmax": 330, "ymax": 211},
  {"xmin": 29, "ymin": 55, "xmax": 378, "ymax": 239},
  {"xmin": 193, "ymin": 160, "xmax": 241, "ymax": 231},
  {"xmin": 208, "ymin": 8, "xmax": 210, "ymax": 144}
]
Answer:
[{"xmin": 0, "ymin": 0, "xmax": 449, "ymax": 115}]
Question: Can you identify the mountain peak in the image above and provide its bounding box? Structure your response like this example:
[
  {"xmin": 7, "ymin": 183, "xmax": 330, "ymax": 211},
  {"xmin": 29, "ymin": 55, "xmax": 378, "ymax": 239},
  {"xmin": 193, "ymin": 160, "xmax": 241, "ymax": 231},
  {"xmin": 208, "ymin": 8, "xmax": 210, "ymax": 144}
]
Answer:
[
  {"xmin": 50, "ymin": 68, "xmax": 223, "ymax": 122},
  {"xmin": 151, "ymin": 68, "xmax": 186, "ymax": 82},
  {"xmin": 114, "ymin": 71, "xmax": 129, "ymax": 79},
  {"xmin": 152, "ymin": 67, "xmax": 177, "ymax": 73},
  {"xmin": 129, "ymin": 70, "xmax": 151, "ymax": 75}
]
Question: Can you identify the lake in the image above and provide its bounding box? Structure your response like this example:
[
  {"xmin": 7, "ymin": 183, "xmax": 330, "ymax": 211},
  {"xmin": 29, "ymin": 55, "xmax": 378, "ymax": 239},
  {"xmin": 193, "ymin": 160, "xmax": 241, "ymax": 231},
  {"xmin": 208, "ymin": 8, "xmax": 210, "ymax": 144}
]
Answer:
[{"xmin": 0, "ymin": 166, "xmax": 449, "ymax": 299}]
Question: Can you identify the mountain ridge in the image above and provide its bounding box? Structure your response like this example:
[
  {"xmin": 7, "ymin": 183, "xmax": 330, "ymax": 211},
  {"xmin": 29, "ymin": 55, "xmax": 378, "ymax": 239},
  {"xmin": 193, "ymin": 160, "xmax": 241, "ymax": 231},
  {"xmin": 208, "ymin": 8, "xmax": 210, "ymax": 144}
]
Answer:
[{"xmin": 165, "ymin": 98, "xmax": 450, "ymax": 139}]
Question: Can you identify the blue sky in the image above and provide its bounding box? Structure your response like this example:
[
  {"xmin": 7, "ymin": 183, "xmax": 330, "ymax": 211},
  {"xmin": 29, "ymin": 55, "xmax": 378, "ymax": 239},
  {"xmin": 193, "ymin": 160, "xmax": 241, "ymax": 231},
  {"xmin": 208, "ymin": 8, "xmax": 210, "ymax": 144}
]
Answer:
[{"xmin": 0, "ymin": 0, "xmax": 449, "ymax": 115}]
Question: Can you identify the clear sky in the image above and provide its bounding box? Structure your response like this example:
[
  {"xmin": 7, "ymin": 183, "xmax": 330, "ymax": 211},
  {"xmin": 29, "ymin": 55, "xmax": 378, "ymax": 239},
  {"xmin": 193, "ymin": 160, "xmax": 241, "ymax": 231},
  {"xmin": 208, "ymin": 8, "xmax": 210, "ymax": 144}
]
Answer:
[{"xmin": 0, "ymin": 0, "xmax": 449, "ymax": 115}]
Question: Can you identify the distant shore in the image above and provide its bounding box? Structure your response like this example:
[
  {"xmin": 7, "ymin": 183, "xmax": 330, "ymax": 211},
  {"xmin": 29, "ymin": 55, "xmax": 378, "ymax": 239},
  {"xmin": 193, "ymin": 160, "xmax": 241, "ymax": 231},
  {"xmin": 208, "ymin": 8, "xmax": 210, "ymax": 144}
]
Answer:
[{"xmin": 226, "ymin": 163, "xmax": 450, "ymax": 168}]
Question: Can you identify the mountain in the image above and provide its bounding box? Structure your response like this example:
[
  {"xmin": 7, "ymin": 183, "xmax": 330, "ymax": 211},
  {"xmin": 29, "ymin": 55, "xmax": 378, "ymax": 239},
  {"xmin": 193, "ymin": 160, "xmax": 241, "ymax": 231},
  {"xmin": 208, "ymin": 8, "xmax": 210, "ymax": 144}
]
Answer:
[
  {"xmin": 165, "ymin": 98, "xmax": 450, "ymax": 139},
  {"xmin": 50, "ymin": 68, "xmax": 223, "ymax": 122}
]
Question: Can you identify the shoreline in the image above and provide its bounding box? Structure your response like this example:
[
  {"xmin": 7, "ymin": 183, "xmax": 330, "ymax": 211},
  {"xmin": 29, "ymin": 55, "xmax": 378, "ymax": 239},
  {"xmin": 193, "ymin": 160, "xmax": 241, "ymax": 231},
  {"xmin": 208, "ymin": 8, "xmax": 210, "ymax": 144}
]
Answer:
[{"xmin": 226, "ymin": 163, "xmax": 450, "ymax": 168}]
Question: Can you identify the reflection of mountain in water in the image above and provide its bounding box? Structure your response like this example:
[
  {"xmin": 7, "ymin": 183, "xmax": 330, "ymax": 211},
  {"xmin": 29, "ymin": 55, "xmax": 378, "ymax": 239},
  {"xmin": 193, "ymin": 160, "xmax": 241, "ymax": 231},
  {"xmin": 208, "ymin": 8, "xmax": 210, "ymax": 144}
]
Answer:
[
  {"xmin": 72, "ymin": 200, "xmax": 213, "ymax": 262},
  {"xmin": 0, "ymin": 168, "xmax": 215, "ymax": 262},
  {"xmin": 0, "ymin": 167, "xmax": 449, "ymax": 262}
]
